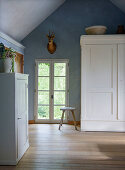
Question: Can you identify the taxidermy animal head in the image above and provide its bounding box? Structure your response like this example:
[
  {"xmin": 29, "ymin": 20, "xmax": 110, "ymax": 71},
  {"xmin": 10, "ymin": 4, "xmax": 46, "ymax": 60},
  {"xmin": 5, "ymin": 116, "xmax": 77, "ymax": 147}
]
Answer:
[{"xmin": 46, "ymin": 32, "xmax": 56, "ymax": 54}]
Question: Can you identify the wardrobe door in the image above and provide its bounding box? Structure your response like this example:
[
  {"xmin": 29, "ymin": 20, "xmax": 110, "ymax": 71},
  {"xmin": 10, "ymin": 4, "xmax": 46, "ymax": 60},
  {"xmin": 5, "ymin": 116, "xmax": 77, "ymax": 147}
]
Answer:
[
  {"xmin": 17, "ymin": 78, "xmax": 28, "ymax": 159},
  {"xmin": 118, "ymin": 44, "xmax": 125, "ymax": 121},
  {"xmin": 82, "ymin": 45, "xmax": 117, "ymax": 121}
]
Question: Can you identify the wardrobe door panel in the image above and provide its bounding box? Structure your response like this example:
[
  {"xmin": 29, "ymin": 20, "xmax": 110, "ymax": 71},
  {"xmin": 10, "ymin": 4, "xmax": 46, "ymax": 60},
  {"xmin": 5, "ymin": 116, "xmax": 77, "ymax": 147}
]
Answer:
[
  {"xmin": 86, "ymin": 92, "xmax": 113, "ymax": 120},
  {"xmin": 118, "ymin": 44, "xmax": 125, "ymax": 121},
  {"xmin": 17, "ymin": 78, "xmax": 28, "ymax": 159},
  {"xmin": 86, "ymin": 46, "xmax": 113, "ymax": 89},
  {"xmin": 83, "ymin": 45, "xmax": 117, "ymax": 121}
]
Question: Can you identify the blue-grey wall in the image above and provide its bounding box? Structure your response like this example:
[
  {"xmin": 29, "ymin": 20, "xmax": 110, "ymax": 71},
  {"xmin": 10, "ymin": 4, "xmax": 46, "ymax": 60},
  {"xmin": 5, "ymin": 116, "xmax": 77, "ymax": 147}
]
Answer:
[{"xmin": 22, "ymin": 0, "xmax": 125, "ymax": 121}]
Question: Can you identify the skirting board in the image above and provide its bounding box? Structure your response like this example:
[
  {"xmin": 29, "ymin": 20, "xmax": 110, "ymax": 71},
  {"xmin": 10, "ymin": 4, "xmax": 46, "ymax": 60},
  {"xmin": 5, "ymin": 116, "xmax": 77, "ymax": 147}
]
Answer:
[
  {"xmin": 29, "ymin": 120, "xmax": 35, "ymax": 124},
  {"xmin": 29, "ymin": 120, "xmax": 80, "ymax": 125},
  {"xmin": 68, "ymin": 121, "xmax": 80, "ymax": 125},
  {"xmin": 81, "ymin": 120, "xmax": 125, "ymax": 132}
]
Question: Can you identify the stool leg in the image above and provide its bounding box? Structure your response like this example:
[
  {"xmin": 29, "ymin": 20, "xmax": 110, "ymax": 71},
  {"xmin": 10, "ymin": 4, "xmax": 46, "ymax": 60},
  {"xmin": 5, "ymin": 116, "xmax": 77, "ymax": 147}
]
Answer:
[
  {"xmin": 59, "ymin": 110, "xmax": 65, "ymax": 130},
  {"xmin": 61, "ymin": 110, "xmax": 65, "ymax": 126},
  {"xmin": 71, "ymin": 110, "xmax": 77, "ymax": 130}
]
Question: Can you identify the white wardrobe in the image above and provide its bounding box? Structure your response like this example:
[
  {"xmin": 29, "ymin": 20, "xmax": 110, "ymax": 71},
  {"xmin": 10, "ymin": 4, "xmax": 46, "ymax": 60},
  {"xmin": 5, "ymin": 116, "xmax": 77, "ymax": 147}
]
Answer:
[
  {"xmin": 0, "ymin": 73, "xmax": 29, "ymax": 165},
  {"xmin": 80, "ymin": 35, "xmax": 125, "ymax": 132}
]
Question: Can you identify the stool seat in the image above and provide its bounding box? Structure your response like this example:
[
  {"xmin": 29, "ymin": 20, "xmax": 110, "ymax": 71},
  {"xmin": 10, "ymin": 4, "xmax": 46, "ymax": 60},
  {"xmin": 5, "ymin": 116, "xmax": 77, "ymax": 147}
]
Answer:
[
  {"xmin": 60, "ymin": 107, "xmax": 76, "ymax": 111},
  {"xmin": 59, "ymin": 107, "xmax": 77, "ymax": 130}
]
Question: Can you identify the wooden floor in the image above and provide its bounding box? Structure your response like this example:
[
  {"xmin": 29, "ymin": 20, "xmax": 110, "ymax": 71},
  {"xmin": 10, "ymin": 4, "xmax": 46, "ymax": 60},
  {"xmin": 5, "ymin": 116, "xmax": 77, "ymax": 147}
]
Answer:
[{"xmin": 1, "ymin": 124, "xmax": 125, "ymax": 170}]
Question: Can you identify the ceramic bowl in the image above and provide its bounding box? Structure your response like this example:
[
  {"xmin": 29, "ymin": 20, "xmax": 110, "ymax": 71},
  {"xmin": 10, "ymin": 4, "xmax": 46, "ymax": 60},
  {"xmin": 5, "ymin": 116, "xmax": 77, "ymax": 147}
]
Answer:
[{"xmin": 85, "ymin": 25, "xmax": 107, "ymax": 35}]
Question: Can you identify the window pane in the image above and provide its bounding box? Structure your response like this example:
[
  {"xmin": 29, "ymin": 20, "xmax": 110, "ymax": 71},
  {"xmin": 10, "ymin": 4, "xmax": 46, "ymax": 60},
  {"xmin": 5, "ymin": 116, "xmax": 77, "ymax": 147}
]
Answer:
[
  {"xmin": 38, "ymin": 63, "xmax": 50, "ymax": 76},
  {"xmin": 54, "ymin": 63, "xmax": 66, "ymax": 76},
  {"xmin": 38, "ymin": 106, "xmax": 49, "ymax": 119},
  {"xmin": 38, "ymin": 77, "xmax": 49, "ymax": 90},
  {"xmin": 38, "ymin": 91, "xmax": 49, "ymax": 105},
  {"xmin": 54, "ymin": 77, "xmax": 65, "ymax": 90},
  {"xmin": 54, "ymin": 106, "xmax": 66, "ymax": 119},
  {"xmin": 54, "ymin": 91, "xmax": 65, "ymax": 105}
]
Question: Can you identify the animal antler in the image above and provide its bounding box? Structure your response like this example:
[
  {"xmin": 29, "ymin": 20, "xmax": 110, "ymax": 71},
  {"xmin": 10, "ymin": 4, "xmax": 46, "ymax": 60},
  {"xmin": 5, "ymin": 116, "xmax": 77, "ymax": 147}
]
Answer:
[
  {"xmin": 51, "ymin": 32, "xmax": 55, "ymax": 39},
  {"xmin": 46, "ymin": 32, "xmax": 55, "ymax": 39}
]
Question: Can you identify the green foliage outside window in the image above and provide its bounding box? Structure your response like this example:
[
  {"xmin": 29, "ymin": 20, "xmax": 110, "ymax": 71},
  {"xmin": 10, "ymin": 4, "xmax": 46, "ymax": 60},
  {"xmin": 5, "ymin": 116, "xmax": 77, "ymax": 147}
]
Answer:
[{"xmin": 37, "ymin": 62, "xmax": 66, "ymax": 120}]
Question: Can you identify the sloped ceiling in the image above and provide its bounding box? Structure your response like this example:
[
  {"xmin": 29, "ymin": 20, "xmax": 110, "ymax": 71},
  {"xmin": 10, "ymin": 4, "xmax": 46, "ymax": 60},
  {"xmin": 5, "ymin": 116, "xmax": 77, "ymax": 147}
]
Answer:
[
  {"xmin": 0, "ymin": 0, "xmax": 65, "ymax": 42},
  {"xmin": 110, "ymin": 0, "xmax": 125, "ymax": 14},
  {"xmin": 0, "ymin": 0, "xmax": 125, "ymax": 42}
]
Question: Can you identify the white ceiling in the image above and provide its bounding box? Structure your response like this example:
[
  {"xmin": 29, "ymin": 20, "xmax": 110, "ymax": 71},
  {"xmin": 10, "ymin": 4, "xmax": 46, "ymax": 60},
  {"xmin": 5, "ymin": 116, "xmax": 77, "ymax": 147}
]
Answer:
[
  {"xmin": 110, "ymin": 0, "xmax": 125, "ymax": 13},
  {"xmin": 0, "ymin": 0, "xmax": 65, "ymax": 42}
]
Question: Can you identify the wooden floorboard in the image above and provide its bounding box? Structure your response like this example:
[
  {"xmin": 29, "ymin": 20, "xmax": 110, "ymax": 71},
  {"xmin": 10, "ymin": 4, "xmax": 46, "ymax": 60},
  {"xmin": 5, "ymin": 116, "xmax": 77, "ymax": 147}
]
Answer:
[{"xmin": 1, "ymin": 124, "xmax": 125, "ymax": 170}]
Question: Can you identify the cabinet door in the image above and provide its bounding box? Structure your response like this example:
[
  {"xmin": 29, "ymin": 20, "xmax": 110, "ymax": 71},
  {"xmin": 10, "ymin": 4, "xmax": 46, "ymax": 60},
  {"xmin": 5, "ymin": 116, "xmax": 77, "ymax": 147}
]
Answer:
[
  {"xmin": 17, "ymin": 78, "xmax": 28, "ymax": 159},
  {"xmin": 81, "ymin": 45, "xmax": 117, "ymax": 121},
  {"xmin": 118, "ymin": 44, "xmax": 125, "ymax": 121}
]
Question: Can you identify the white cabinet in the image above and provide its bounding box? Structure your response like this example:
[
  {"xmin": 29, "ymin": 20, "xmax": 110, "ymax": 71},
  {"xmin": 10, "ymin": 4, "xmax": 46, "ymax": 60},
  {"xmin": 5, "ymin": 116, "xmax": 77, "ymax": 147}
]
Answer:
[
  {"xmin": 0, "ymin": 73, "xmax": 29, "ymax": 165},
  {"xmin": 80, "ymin": 35, "xmax": 125, "ymax": 132}
]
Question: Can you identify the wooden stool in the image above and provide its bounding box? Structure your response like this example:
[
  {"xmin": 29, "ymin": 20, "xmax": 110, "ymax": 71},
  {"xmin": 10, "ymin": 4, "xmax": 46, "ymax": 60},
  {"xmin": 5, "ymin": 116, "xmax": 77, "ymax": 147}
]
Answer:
[{"xmin": 59, "ymin": 107, "xmax": 77, "ymax": 130}]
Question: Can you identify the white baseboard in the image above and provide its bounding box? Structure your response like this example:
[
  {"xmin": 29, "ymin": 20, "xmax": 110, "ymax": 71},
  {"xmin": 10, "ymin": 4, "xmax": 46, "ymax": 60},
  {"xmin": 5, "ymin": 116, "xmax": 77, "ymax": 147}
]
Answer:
[{"xmin": 81, "ymin": 120, "xmax": 125, "ymax": 132}]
